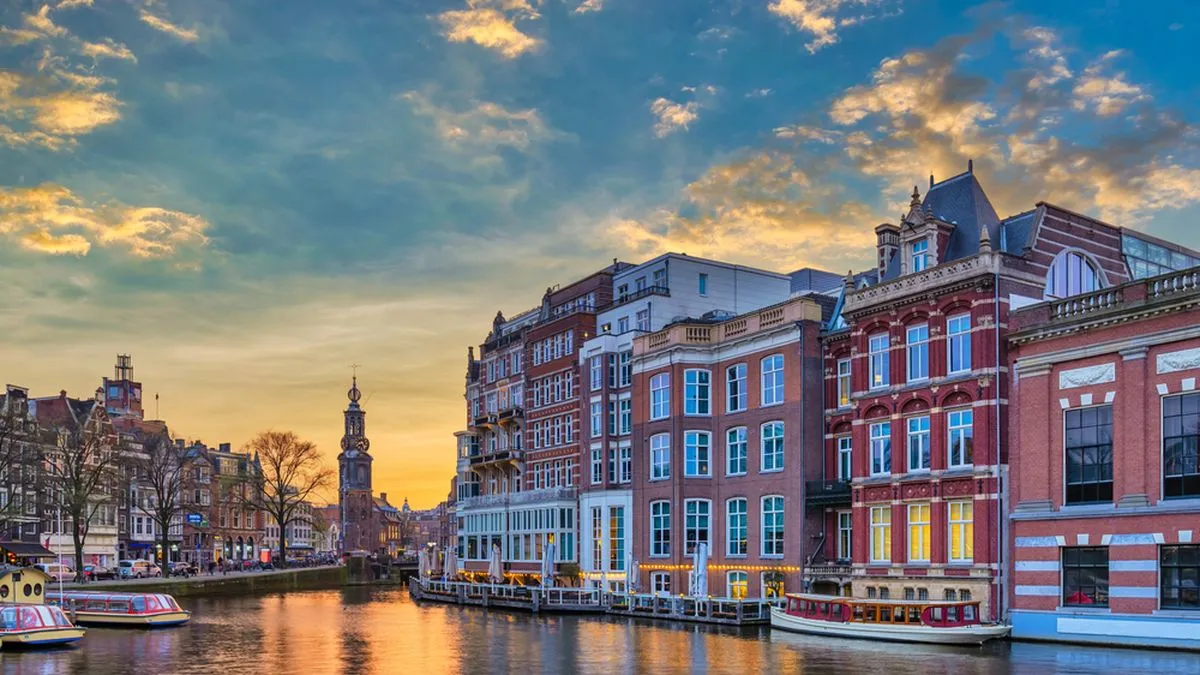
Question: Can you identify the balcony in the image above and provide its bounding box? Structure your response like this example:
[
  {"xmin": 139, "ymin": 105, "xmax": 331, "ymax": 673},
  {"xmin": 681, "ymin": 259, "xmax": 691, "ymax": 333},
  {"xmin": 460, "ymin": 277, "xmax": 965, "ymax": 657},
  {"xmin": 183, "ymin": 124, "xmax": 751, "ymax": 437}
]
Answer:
[
  {"xmin": 468, "ymin": 448, "xmax": 522, "ymax": 468},
  {"xmin": 805, "ymin": 480, "xmax": 851, "ymax": 506},
  {"xmin": 635, "ymin": 297, "xmax": 824, "ymax": 356},
  {"xmin": 611, "ymin": 284, "xmax": 670, "ymax": 309},
  {"xmin": 804, "ymin": 563, "xmax": 853, "ymax": 579},
  {"xmin": 457, "ymin": 487, "xmax": 577, "ymax": 511},
  {"xmin": 497, "ymin": 406, "xmax": 524, "ymax": 425},
  {"xmin": 472, "ymin": 414, "xmax": 498, "ymax": 429}
]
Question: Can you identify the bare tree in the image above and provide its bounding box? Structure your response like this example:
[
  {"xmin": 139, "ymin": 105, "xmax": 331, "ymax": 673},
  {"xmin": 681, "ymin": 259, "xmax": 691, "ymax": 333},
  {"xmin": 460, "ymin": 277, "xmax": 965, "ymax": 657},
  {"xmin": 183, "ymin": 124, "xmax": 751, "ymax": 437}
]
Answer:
[
  {"xmin": 43, "ymin": 411, "xmax": 119, "ymax": 582},
  {"xmin": 245, "ymin": 431, "xmax": 333, "ymax": 566},
  {"xmin": 136, "ymin": 432, "xmax": 191, "ymax": 578}
]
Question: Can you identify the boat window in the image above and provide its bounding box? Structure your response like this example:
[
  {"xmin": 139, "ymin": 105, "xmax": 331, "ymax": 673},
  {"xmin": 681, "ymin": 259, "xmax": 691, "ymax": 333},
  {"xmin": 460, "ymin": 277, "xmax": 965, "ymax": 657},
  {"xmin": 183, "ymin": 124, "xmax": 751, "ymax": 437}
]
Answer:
[
  {"xmin": 86, "ymin": 599, "xmax": 108, "ymax": 611},
  {"xmin": 931, "ymin": 606, "xmax": 943, "ymax": 623},
  {"xmin": 166, "ymin": 596, "xmax": 180, "ymax": 610},
  {"xmin": 852, "ymin": 605, "xmax": 864, "ymax": 621},
  {"xmin": 23, "ymin": 584, "xmax": 31, "ymax": 597},
  {"xmin": 0, "ymin": 585, "xmax": 9, "ymax": 599},
  {"xmin": 947, "ymin": 606, "xmax": 959, "ymax": 624},
  {"xmin": 33, "ymin": 584, "xmax": 42, "ymax": 596},
  {"xmin": 132, "ymin": 597, "xmax": 147, "ymax": 612},
  {"xmin": 864, "ymin": 606, "xmax": 877, "ymax": 622},
  {"xmin": 964, "ymin": 604, "xmax": 976, "ymax": 622},
  {"xmin": 147, "ymin": 596, "xmax": 163, "ymax": 611},
  {"xmin": 908, "ymin": 607, "xmax": 921, "ymax": 623},
  {"xmin": 879, "ymin": 606, "xmax": 891, "ymax": 622},
  {"xmin": 50, "ymin": 608, "xmax": 72, "ymax": 627},
  {"xmin": 0, "ymin": 607, "xmax": 15, "ymax": 629},
  {"xmin": 818, "ymin": 602, "xmax": 828, "ymax": 615},
  {"xmin": 20, "ymin": 607, "xmax": 39, "ymax": 628},
  {"xmin": 110, "ymin": 601, "xmax": 130, "ymax": 613},
  {"xmin": 892, "ymin": 608, "xmax": 905, "ymax": 623}
]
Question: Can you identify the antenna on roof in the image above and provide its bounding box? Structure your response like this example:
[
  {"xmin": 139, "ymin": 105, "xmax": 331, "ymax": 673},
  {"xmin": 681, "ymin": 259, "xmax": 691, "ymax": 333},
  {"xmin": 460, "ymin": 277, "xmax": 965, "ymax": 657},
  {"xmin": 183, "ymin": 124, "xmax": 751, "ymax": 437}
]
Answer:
[
  {"xmin": 967, "ymin": 158, "xmax": 973, "ymax": 174},
  {"xmin": 929, "ymin": 174, "xmax": 934, "ymax": 189}
]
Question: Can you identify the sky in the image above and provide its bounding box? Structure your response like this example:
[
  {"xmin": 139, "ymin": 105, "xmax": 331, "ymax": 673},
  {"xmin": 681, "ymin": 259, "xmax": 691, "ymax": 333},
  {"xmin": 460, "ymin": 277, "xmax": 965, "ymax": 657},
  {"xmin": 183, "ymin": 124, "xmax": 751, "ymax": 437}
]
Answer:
[{"xmin": 1, "ymin": 0, "xmax": 1199, "ymax": 508}]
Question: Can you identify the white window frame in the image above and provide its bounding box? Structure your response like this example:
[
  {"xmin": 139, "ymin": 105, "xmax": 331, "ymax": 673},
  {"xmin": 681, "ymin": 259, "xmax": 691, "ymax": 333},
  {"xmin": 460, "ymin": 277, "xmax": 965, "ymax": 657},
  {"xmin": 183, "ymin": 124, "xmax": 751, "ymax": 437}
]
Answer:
[
  {"xmin": 590, "ymin": 402, "xmax": 603, "ymax": 438},
  {"xmin": 836, "ymin": 358, "xmax": 851, "ymax": 407},
  {"xmin": 725, "ymin": 497, "xmax": 747, "ymax": 557},
  {"xmin": 946, "ymin": 314, "xmax": 971, "ymax": 374},
  {"xmin": 906, "ymin": 323, "xmax": 929, "ymax": 382},
  {"xmin": 589, "ymin": 356, "xmax": 603, "ymax": 391},
  {"xmin": 726, "ymin": 427, "xmax": 747, "ymax": 476},
  {"xmin": 837, "ymin": 435, "xmax": 852, "ymax": 482},
  {"xmin": 684, "ymin": 369, "xmax": 711, "ymax": 416},
  {"xmin": 684, "ymin": 431, "xmax": 711, "ymax": 477},
  {"xmin": 761, "ymin": 421, "xmax": 785, "ymax": 473},
  {"xmin": 907, "ymin": 503, "xmax": 931, "ymax": 563},
  {"xmin": 590, "ymin": 447, "xmax": 603, "ymax": 485},
  {"xmin": 650, "ymin": 501, "xmax": 670, "ymax": 557},
  {"xmin": 948, "ymin": 500, "xmax": 973, "ymax": 563},
  {"xmin": 869, "ymin": 421, "xmax": 891, "ymax": 477},
  {"xmin": 650, "ymin": 433, "xmax": 670, "ymax": 480},
  {"xmin": 683, "ymin": 498, "xmax": 711, "ymax": 556},
  {"xmin": 868, "ymin": 333, "xmax": 890, "ymax": 389},
  {"xmin": 836, "ymin": 511, "xmax": 852, "ymax": 561},
  {"xmin": 650, "ymin": 373, "xmax": 670, "ymax": 420},
  {"xmin": 726, "ymin": 570, "xmax": 748, "ymax": 599},
  {"xmin": 906, "ymin": 415, "xmax": 931, "ymax": 473},
  {"xmin": 618, "ymin": 398, "xmax": 632, "ymax": 436},
  {"xmin": 761, "ymin": 354, "xmax": 784, "ymax": 406},
  {"xmin": 761, "ymin": 495, "xmax": 785, "ymax": 558},
  {"xmin": 911, "ymin": 238, "xmax": 930, "ymax": 272},
  {"xmin": 869, "ymin": 505, "xmax": 891, "ymax": 564},
  {"xmin": 947, "ymin": 409, "xmax": 973, "ymax": 469},
  {"xmin": 727, "ymin": 363, "xmax": 747, "ymax": 413}
]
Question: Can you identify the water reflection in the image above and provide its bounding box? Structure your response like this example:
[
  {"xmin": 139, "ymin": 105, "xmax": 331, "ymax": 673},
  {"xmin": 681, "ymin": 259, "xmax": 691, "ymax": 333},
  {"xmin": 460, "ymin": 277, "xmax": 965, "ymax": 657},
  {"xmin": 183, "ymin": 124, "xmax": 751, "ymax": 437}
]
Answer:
[{"xmin": 0, "ymin": 589, "xmax": 1197, "ymax": 674}]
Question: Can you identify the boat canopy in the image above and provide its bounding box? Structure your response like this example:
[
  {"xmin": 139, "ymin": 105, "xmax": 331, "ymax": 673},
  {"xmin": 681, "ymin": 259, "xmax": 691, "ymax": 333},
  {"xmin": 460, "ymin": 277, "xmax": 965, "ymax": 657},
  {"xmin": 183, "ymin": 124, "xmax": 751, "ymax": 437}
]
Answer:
[{"xmin": 0, "ymin": 604, "xmax": 74, "ymax": 630}]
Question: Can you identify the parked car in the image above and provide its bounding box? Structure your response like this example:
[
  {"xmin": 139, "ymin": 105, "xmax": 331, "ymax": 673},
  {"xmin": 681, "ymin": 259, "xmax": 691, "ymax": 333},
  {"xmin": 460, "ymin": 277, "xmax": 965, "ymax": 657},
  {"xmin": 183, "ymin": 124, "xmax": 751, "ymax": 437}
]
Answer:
[
  {"xmin": 170, "ymin": 561, "xmax": 197, "ymax": 577},
  {"xmin": 35, "ymin": 563, "xmax": 74, "ymax": 582},
  {"xmin": 117, "ymin": 560, "xmax": 161, "ymax": 579},
  {"xmin": 82, "ymin": 564, "xmax": 115, "ymax": 581}
]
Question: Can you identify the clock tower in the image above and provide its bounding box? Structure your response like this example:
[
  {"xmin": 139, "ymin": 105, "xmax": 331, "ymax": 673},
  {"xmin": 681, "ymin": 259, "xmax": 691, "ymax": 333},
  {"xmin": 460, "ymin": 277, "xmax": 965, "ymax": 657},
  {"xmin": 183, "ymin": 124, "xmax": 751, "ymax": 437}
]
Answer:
[{"xmin": 337, "ymin": 376, "xmax": 376, "ymax": 553}]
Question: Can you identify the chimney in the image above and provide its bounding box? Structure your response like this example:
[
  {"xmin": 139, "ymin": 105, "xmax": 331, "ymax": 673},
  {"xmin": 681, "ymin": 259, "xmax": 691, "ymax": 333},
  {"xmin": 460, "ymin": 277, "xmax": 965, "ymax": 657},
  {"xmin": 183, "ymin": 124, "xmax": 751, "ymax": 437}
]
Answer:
[
  {"xmin": 380, "ymin": 492, "xmax": 387, "ymax": 503},
  {"xmin": 874, "ymin": 223, "xmax": 900, "ymax": 277},
  {"xmin": 219, "ymin": 442, "xmax": 231, "ymax": 453}
]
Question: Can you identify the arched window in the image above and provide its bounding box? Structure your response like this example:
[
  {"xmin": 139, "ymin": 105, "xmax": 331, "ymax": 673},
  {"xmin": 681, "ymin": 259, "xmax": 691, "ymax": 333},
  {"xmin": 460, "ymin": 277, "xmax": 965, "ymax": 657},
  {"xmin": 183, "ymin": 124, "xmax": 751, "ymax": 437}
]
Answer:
[{"xmin": 1045, "ymin": 251, "xmax": 1103, "ymax": 299}]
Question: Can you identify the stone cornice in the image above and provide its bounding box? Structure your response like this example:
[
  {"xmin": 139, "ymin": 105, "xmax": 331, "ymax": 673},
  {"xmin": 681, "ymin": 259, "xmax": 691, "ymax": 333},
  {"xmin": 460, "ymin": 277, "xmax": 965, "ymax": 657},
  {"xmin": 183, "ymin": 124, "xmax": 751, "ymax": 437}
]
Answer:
[{"xmin": 844, "ymin": 254, "xmax": 999, "ymax": 317}]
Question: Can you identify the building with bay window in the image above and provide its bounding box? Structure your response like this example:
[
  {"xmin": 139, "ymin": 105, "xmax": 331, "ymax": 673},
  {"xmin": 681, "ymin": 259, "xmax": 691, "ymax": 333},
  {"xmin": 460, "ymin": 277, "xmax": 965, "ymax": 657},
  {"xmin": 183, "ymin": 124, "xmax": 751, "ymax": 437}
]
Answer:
[
  {"xmin": 630, "ymin": 295, "xmax": 827, "ymax": 599},
  {"xmin": 1008, "ymin": 264, "xmax": 1200, "ymax": 649}
]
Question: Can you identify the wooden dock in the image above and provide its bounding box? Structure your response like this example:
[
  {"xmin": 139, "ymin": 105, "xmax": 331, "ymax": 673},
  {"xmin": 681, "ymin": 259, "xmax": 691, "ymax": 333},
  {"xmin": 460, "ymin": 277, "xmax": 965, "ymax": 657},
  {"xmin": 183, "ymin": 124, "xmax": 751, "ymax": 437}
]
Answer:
[{"xmin": 409, "ymin": 579, "xmax": 782, "ymax": 625}]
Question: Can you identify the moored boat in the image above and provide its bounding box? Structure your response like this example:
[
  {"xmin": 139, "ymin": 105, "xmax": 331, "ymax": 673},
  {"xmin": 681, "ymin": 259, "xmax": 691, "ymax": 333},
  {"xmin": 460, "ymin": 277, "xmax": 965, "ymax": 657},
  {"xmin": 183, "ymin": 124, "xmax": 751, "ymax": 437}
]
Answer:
[
  {"xmin": 769, "ymin": 593, "xmax": 1009, "ymax": 646},
  {"xmin": 47, "ymin": 591, "xmax": 191, "ymax": 628},
  {"xmin": 0, "ymin": 604, "xmax": 85, "ymax": 647}
]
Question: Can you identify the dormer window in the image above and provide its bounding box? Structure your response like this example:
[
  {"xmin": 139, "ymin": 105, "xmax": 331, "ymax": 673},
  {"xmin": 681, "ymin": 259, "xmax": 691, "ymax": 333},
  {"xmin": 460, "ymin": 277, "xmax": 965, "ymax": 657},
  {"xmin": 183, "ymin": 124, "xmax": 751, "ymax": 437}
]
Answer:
[
  {"xmin": 1045, "ymin": 251, "xmax": 1102, "ymax": 299},
  {"xmin": 911, "ymin": 239, "xmax": 930, "ymax": 272}
]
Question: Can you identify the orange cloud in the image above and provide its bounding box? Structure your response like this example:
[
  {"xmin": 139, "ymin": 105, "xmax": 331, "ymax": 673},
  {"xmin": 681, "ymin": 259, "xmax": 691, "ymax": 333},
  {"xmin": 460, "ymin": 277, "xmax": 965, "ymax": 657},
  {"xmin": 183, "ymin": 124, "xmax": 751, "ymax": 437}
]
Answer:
[{"xmin": 438, "ymin": 0, "xmax": 541, "ymax": 58}]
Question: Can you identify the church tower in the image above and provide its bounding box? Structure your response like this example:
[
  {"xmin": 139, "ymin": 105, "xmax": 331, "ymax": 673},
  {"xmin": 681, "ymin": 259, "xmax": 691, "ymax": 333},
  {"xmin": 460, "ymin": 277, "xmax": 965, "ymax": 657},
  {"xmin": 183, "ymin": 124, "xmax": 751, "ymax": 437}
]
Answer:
[{"xmin": 337, "ymin": 375, "xmax": 376, "ymax": 553}]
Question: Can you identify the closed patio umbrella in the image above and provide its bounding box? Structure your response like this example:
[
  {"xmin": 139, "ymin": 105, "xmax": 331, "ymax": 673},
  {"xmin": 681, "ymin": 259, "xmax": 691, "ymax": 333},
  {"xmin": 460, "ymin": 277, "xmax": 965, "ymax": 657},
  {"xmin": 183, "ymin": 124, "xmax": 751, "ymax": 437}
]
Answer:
[
  {"xmin": 488, "ymin": 543, "xmax": 503, "ymax": 584},
  {"xmin": 625, "ymin": 553, "xmax": 639, "ymax": 593},
  {"xmin": 692, "ymin": 543, "xmax": 708, "ymax": 598},
  {"xmin": 443, "ymin": 547, "xmax": 458, "ymax": 580},
  {"xmin": 541, "ymin": 541, "xmax": 557, "ymax": 588},
  {"xmin": 417, "ymin": 547, "xmax": 428, "ymax": 579}
]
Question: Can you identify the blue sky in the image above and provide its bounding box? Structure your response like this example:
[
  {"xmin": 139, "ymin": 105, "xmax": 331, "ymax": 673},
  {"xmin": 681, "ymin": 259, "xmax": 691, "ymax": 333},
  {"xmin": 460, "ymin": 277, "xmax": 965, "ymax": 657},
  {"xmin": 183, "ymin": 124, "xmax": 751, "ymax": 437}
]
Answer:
[{"xmin": 2, "ymin": 0, "xmax": 1198, "ymax": 505}]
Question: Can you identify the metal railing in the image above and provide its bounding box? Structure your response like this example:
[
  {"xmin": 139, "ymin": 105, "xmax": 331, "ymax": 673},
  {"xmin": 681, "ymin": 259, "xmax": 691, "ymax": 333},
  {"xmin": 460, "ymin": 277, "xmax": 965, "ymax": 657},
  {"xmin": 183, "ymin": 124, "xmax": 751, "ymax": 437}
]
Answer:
[{"xmin": 608, "ymin": 593, "xmax": 784, "ymax": 621}]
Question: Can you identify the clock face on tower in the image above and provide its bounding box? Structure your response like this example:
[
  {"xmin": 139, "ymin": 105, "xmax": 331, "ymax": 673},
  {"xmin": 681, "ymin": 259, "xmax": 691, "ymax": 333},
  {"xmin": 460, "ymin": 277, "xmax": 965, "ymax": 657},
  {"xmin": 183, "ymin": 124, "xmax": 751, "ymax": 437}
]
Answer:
[{"xmin": 355, "ymin": 437, "xmax": 370, "ymax": 452}]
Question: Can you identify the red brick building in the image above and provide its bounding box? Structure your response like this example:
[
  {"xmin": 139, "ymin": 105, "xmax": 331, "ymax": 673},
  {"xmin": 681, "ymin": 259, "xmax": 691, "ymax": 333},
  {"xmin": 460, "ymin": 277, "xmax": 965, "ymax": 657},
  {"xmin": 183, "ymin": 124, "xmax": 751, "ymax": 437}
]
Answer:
[
  {"xmin": 631, "ymin": 296, "xmax": 826, "ymax": 598},
  {"xmin": 1008, "ymin": 265, "xmax": 1200, "ymax": 648}
]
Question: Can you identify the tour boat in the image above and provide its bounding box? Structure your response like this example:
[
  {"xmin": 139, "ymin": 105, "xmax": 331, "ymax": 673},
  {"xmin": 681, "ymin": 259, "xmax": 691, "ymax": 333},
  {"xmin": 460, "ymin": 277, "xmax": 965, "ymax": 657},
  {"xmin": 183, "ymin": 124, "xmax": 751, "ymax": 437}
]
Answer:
[
  {"xmin": 47, "ymin": 591, "xmax": 191, "ymax": 627},
  {"xmin": 770, "ymin": 593, "xmax": 1010, "ymax": 645},
  {"xmin": 0, "ymin": 603, "xmax": 85, "ymax": 647}
]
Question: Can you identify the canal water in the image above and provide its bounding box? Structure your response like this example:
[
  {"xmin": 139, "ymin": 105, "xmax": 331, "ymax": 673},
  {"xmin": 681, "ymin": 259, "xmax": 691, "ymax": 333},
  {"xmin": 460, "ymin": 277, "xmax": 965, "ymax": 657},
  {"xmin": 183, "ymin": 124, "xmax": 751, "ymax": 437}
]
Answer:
[{"xmin": 3, "ymin": 587, "xmax": 1199, "ymax": 674}]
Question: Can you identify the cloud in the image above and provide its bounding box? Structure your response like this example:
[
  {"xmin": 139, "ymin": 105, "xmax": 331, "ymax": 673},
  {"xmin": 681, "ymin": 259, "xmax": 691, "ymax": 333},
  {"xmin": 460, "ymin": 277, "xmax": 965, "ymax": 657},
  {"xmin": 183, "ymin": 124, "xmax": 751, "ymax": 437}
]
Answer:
[
  {"xmin": 774, "ymin": 124, "xmax": 840, "ymax": 143},
  {"xmin": 0, "ymin": 68, "xmax": 123, "ymax": 149},
  {"xmin": 574, "ymin": 0, "xmax": 604, "ymax": 14},
  {"xmin": 1072, "ymin": 50, "xmax": 1148, "ymax": 117},
  {"xmin": 649, "ymin": 98, "xmax": 699, "ymax": 137},
  {"xmin": 438, "ymin": 0, "xmax": 541, "ymax": 59},
  {"xmin": 54, "ymin": 0, "xmax": 94, "ymax": 9},
  {"xmin": 402, "ymin": 91, "xmax": 563, "ymax": 153},
  {"xmin": 139, "ymin": 9, "xmax": 200, "ymax": 42},
  {"xmin": 23, "ymin": 5, "xmax": 68, "ymax": 38},
  {"xmin": 768, "ymin": 0, "xmax": 901, "ymax": 53},
  {"xmin": 0, "ymin": 184, "xmax": 210, "ymax": 259},
  {"xmin": 80, "ymin": 38, "xmax": 138, "ymax": 63},
  {"xmin": 745, "ymin": 88, "xmax": 773, "ymax": 98},
  {"xmin": 1022, "ymin": 26, "xmax": 1072, "ymax": 90}
]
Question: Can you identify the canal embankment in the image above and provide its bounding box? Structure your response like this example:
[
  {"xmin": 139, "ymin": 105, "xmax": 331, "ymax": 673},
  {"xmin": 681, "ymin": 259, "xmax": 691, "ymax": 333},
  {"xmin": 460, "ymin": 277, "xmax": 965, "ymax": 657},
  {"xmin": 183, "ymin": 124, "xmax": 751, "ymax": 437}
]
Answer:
[{"xmin": 61, "ymin": 565, "xmax": 347, "ymax": 598}]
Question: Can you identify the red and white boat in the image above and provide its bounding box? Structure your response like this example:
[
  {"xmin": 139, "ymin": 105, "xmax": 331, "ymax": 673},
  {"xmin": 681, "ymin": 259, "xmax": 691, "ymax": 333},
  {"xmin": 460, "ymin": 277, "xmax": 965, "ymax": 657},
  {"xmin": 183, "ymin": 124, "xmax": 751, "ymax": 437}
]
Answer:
[
  {"xmin": 770, "ymin": 593, "xmax": 1009, "ymax": 645},
  {"xmin": 47, "ymin": 591, "xmax": 190, "ymax": 627}
]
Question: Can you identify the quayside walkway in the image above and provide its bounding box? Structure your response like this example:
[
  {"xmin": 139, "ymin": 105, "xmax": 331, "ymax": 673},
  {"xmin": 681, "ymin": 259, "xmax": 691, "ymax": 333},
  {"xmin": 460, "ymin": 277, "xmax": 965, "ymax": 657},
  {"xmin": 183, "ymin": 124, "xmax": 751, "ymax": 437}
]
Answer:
[{"xmin": 410, "ymin": 579, "xmax": 781, "ymax": 625}]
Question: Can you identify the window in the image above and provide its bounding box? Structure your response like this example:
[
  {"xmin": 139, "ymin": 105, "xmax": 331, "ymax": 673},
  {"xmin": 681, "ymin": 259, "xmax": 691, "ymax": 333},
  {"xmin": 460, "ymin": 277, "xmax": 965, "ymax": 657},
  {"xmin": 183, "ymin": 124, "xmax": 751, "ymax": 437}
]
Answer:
[
  {"xmin": 619, "ymin": 351, "xmax": 632, "ymax": 387},
  {"xmin": 698, "ymin": 273, "xmax": 708, "ymax": 296},
  {"xmin": 948, "ymin": 409, "xmax": 974, "ymax": 469},
  {"xmin": 1062, "ymin": 547, "xmax": 1109, "ymax": 607},
  {"xmin": 619, "ymin": 446, "xmax": 632, "ymax": 483},
  {"xmin": 837, "ymin": 436, "xmax": 852, "ymax": 481},
  {"xmin": 836, "ymin": 359, "xmax": 851, "ymax": 407},
  {"xmin": 761, "ymin": 422, "xmax": 784, "ymax": 472},
  {"xmin": 761, "ymin": 355, "xmax": 784, "ymax": 406},
  {"xmin": 726, "ymin": 427, "xmax": 747, "ymax": 476},
  {"xmin": 591, "ymin": 507, "xmax": 603, "ymax": 568},
  {"xmin": 635, "ymin": 276, "xmax": 646, "ymax": 292},
  {"xmin": 837, "ymin": 512, "xmax": 852, "ymax": 561},
  {"xmin": 906, "ymin": 416, "xmax": 930, "ymax": 472},
  {"xmin": 590, "ymin": 402, "xmax": 602, "ymax": 438},
  {"xmin": 1065, "ymin": 406, "xmax": 1114, "ymax": 504},
  {"xmin": 609, "ymin": 507, "xmax": 625, "ymax": 571},
  {"xmin": 607, "ymin": 354, "xmax": 617, "ymax": 388},
  {"xmin": 608, "ymin": 448, "xmax": 617, "ymax": 484},
  {"xmin": 727, "ymin": 571, "xmax": 748, "ymax": 600},
  {"xmin": 906, "ymin": 324, "xmax": 929, "ymax": 382},
  {"xmin": 869, "ymin": 506, "xmax": 891, "ymax": 563},
  {"xmin": 726, "ymin": 498, "xmax": 747, "ymax": 557},
  {"xmin": 618, "ymin": 399, "xmax": 632, "ymax": 436},
  {"xmin": 1163, "ymin": 393, "xmax": 1200, "ymax": 499},
  {"xmin": 911, "ymin": 238, "xmax": 930, "ymax": 272},
  {"xmin": 590, "ymin": 446, "xmax": 604, "ymax": 482},
  {"xmin": 869, "ymin": 334, "xmax": 890, "ymax": 389},
  {"xmin": 943, "ymin": 589, "xmax": 957, "ymax": 601},
  {"xmin": 762, "ymin": 572, "xmax": 785, "ymax": 598},
  {"xmin": 617, "ymin": 283, "xmax": 629, "ymax": 300},
  {"xmin": 684, "ymin": 431, "xmax": 711, "ymax": 477},
  {"xmin": 650, "ymin": 373, "xmax": 670, "ymax": 420},
  {"xmin": 684, "ymin": 369, "xmax": 711, "ymax": 415},
  {"xmin": 1045, "ymin": 251, "xmax": 1102, "ymax": 299},
  {"xmin": 608, "ymin": 401, "xmax": 617, "ymax": 436},
  {"xmin": 948, "ymin": 501, "xmax": 973, "ymax": 563},
  {"xmin": 684, "ymin": 499, "xmax": 710, "ymax": 555},
  {"xmin": 947, "ymin": 314, "xmax": 971, "ymax": 373},
  {"xmin": 650, "ymin": 501, "xmax": 671, "ymax": 557},
  {"xmin": 650, "ymin": 434, "xmax": 670, "ymax": 480},
  {"xmin": 651, "ymin": 571, "xmax": 671, "ymax": 594},
  {"xmin": 761, "ymin": 496, "xmax": 784, "ymax": 557},
  {"xmin": 869, "ymin": 421, "xmax": 891, "ymax": 476},
  {"xmin": 1160, "ymin": 545, "xmax": 1200, "ymax": 610},
  {"xmin": 635, "ymin": 310, "xmax": 650, "ymax": 332},
  {"xmin": 590, "ymin": 356, "xmax": 602, "ymax": 391},
  {"xmin": 907, "ymin": 503, "xmax": 930, "ymax": 563},
  {"xmin": 726, "ymin": 364, "xmax": 747, "ymax": 413}
]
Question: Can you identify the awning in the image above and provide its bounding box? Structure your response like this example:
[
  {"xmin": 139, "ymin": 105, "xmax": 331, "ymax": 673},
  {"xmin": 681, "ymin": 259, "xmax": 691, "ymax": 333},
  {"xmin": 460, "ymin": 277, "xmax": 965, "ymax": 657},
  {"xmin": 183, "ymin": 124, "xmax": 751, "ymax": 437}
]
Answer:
[{"xmin": 1, "ymin": 542, "xmax": 56, "ymax": 558}]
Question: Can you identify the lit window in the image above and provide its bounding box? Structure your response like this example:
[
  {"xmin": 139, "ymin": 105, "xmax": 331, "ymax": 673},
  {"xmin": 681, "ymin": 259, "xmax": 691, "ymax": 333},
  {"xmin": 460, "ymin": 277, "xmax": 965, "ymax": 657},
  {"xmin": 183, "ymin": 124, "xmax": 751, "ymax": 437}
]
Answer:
[
  {"xmin": 869, "ymin": 506, "xmax": 891, "ymax": 563},
  {"xmin": 762, "ymin": 571, "xmax": 785, "ymax": 598},
  {"xmin": 948, "ymin": 501, "xmax": 973, "ymax": 563},
  {"xmin": 836, "ymin": 359, "xmax": 851, "ymax": 407},
  {"xmin": 727, "ymin": 571, "xmax": 748, "ymax": 600},
  {"xmin": 907, "ymin": 503, "xmax": 930, "ymax": 563},
  {"xmin": 869, "ymin": 334, "xmax": 890, "ymax": 389}
]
